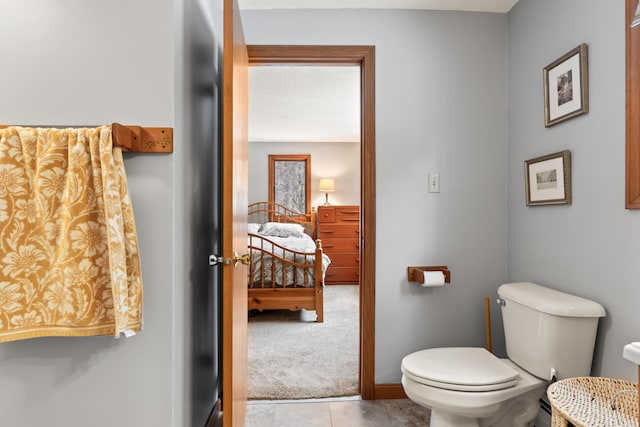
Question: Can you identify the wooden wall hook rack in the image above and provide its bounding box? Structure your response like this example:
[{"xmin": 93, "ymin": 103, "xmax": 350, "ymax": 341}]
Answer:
[
  {"xmin": 0, "ymin": 123, "xmax": 173, "ymax": 153},
  {"xmin": 111, "ymin": 123, "xmax": 173, "ymax": 153},
  {"xmin": 407, "ymin": 266, "xmax": 451, "ymax": 284}
]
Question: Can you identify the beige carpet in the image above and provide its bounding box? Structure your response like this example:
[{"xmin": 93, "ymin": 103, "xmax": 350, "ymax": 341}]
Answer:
[{"xmin": 247, "ymin": 285, "xmax": 359, "ymax": 400}]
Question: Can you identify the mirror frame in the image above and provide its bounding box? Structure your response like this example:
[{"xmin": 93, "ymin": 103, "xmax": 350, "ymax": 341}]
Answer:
[
  {"xmin": 627, "ymin": 0, "xmax": 640, "ymax": 208},
  {"xmin": 268, "ymin": 154, "xmax": 311, "ymax": 214}
]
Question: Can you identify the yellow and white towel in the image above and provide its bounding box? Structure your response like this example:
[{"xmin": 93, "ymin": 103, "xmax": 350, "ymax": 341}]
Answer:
[{"xmin": 0, "ymin": 126, "xmax": 143, "ymax": 342}]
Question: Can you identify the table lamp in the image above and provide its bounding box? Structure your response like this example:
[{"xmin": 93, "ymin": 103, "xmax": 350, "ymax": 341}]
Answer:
[{"xmin": 319, "ymin": 178, "xmax": 335, "ymax": 205}]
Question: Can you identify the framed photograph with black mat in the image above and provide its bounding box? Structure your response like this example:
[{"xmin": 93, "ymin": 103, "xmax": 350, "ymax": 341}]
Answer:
[
  {"xmin": 525, "ymin": 150, "xmax": 572, "ymax": 206},
  {"xmin": 543, "ymin": 43, "xmax": 589, "ymax": 127}
]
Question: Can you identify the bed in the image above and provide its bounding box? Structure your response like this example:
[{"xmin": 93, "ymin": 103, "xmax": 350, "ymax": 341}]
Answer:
[{"xmin": 247, "ymin": 202, "xmax": 330, "ymax": 322}]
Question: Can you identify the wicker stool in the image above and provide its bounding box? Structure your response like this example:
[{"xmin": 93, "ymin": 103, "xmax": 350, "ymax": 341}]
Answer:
[{"xmin": 547, "ymin": 377, "xmax": 639, "ymax": 427}]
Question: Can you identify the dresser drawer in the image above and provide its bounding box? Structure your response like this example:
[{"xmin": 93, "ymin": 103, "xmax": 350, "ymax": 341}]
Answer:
[
  {"xmin": 318, "ymin": 206, "xmax": 360, "ymax": 223},
  {"xmin": 319, "ymin": 238, "xmax": 360, "ymax": 253},
  {"xmin": 317, "ymin": 224, "xmax": 359, "ymax": 239},
  {"xmin": 324, "ymin": 266, "xmax": 359, "ymax": 283},
  {"xmin": 334, "ymin": 206, "xmax": 360, "ymax": 222},
  {"xmin": 317, "ymin": 207, "xmax": 336, "ymax": 223},
  {"xmin": 327, "ymin": 253, "xmax": 359, "ymax": 268}
]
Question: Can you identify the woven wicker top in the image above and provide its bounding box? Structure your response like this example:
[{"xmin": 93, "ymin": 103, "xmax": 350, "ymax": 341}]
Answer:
[{"xmin": 547, "ymin": 377, "xmax": 638, "ymax": 427}]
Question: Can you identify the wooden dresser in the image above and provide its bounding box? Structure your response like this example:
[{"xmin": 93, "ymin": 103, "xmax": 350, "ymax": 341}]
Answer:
[{"xmin": 316, "ymin": 205, "xmax": 360, "ymax": 284}]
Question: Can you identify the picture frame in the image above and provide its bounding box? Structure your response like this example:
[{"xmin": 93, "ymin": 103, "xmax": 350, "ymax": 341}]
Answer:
[
  {"xmin": 524, "ymin": 150, "xmax": 572, "ymax": 206},
  {"xmin": 543, "ymin": 43, "xmax": 589, "ymax": 127}
]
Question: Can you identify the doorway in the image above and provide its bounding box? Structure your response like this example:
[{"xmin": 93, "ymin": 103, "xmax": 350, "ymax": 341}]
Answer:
[
  {"xmin": 247, "ymin": 64, "xmax": 361, "ymax": 399},
  {"xmin": 247, "ymin": 45, "xmax": 376, "ymax": 399}
]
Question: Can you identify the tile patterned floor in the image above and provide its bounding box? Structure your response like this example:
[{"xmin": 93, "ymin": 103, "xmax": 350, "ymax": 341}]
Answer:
[{"xmin": 245, "ymin": 398, "xmax": 431, "ymax": 427}]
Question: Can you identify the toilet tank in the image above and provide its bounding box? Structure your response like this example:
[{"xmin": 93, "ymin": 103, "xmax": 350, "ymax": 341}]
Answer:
[{"xmin": 497, "ymin": 282, "xmax": 605, "ymax": 381}]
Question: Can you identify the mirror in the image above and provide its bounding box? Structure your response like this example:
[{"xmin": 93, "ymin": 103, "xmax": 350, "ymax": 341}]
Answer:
[{"xmin": 268, "ymin": 154, "xmax": 311, "ymax": 214}]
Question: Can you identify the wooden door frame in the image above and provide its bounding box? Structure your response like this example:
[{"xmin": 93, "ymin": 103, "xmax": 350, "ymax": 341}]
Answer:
[
  {"xmin": 627, "ymin": 0, "xmax": 640, "ymax": 208},
  {"xmin": 247, "ymin": 45, "xmax": 376, "ymax": 399}
]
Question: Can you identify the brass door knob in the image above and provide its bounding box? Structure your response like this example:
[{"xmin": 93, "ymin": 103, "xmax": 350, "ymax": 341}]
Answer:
[{"xmin": 233, "ymin": 252, "xmax": 250, "ymax": 267}]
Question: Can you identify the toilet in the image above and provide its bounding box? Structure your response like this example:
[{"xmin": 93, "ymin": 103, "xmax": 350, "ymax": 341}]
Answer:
[{"xmin": 401, "ymin": 282, "xmax": 606, "ymax": 427}]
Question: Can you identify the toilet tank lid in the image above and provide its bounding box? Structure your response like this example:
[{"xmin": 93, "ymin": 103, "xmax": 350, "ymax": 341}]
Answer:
[{"xmin": 498, "ymin": 282, "xmax": 606, "ymax": 318}]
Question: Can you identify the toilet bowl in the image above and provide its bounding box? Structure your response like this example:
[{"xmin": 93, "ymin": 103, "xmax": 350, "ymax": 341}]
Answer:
[
  {"xmin": 400, "ymin": 282, "xmax": 606, "ymax": 427},
  {"xmin": 401, "ymin": 347, "xmax": 546, "ymax": 427}
]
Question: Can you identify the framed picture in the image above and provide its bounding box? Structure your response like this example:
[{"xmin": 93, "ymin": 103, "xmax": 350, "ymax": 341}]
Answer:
[
  {"xmin": 524, "ymin": 150, "xmax": 571, "ymax": 206},
  {"xmin": 543, "ymin": 43, "xmax": 589, "ymax": 127}
]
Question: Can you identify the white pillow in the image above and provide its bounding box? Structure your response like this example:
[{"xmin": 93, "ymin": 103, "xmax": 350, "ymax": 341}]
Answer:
[
  {"xmin": 248, "ymin": 223, "xmax": 261, "ymax": 234},
  {"xmin": 258, "ymin": 222, "xmax": 305, "ymax": 238}
]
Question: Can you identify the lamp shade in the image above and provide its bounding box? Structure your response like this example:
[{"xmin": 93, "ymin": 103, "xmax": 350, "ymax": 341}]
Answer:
[{"xmin": 319, "ymin": 178, "xmax": 335, "ymax": 192}]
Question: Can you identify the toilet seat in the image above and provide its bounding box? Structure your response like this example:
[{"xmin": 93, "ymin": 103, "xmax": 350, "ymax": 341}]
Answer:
[{"xmin": 401, "ymin": 347, "xmax": 520, "ymax": 392}]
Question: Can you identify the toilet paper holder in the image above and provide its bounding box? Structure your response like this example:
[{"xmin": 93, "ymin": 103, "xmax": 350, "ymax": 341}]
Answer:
[{"xmin": 407, "ymin": 266, "xmax": 451, "ymax": 284}]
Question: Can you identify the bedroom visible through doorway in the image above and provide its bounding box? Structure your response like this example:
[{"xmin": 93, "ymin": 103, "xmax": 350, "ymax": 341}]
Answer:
[{"xmin": 247, "ymin": 63, "xmax": 361, "ymax": 400}]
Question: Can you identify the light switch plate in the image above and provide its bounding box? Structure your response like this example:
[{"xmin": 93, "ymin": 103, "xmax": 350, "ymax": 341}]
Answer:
[{"xmin": 429, "ymin": 173, "xmax": 440, "ymax": 193}]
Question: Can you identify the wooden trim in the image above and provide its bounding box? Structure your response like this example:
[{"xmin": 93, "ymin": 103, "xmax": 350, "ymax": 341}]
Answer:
[
  {"xmin": 0, "ymin": 123, "xmax": 173, "ymax": 153},
  {"xmin": 373, "ymin": 384, "xmax": 408, "ymax": 400},
  {"xmin": 248, "ymin": 45, "xmax": 375, "ymax": 65},
  {"xmin": 268, "ymin": 154, "xmax": 312, "ymax": 215},
  {"xmin": 247, "ymin": 45, "xmax": 376, "ymax": 400},
  {"xmin": 627, "ymin": 0, "xmax": 640, "ymax": 208},
  {"xmin": 360, "ymin": 45, "xmax": 376, "ymax": 401}
]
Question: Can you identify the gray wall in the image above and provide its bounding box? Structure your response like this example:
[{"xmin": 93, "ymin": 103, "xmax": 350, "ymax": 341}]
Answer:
[
  {"xmin": 0, "ymin": 0, "xmax": 221, "ymax": 425},
  {"xmin": 249, "ymin": 141, "xmax": 361, "ymax": 208},
  {"xmin": 242, "ymin": 9, "xmax": 509, "ymax": 383},
  {"xmin": 0, "ymin": 0, "xmax": 175, "ymax": 425},
  {"xmin": 507, "ymin": 0, "xmax": 639, "ymax": 381}
]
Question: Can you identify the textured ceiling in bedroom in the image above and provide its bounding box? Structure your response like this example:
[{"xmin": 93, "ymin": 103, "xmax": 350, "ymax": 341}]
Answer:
[{"xmin": 249, "ymin": 65, "xmax": 361, "ymax": 143}]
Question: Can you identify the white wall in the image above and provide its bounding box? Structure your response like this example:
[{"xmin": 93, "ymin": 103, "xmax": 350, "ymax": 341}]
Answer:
[
  {"xmin": 507, "ymin": 0, "xmax": 640, "ymax": 381},
  {"xmin": 241, "ymin": 9, "xmax": 509, "ymax": 383},
  {"xmin": 0, "ymin": 1, "xmax": 180, "ymax": 425},
  {"xmin": 249, "ymin": 141, "xmax": 361, "ymax": 208}
]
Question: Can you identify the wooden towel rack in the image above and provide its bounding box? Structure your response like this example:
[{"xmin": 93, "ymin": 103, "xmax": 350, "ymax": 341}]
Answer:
[{"xmin": 0, "ymin": 123, "xmax": 173, "ymax": 153}]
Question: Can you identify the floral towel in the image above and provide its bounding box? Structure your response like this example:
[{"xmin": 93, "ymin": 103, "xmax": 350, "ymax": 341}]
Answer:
[{"xmin": 0, "ymin": 126, "xmax": 143, "ymax": 342}]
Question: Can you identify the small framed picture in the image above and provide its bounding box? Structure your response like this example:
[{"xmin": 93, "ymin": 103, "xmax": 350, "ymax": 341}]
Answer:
[
  {"xmin": 543, "ymin": 44, "xmax": 589, "ymax": 127},
  {"xmin": 524, "ymin": 150, "xmax": 571, "ymax": 206}
]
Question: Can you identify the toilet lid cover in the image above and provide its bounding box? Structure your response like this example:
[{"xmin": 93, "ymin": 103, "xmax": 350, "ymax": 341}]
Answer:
[{"xmin": 401, "ymin": 347, "xmax": 520, "ymax": 392}]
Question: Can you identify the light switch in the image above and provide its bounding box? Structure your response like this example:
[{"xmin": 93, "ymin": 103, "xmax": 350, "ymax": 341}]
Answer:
[{"xmin": 428, "ymin": 173, "xmax": 440, "ymax": 193}]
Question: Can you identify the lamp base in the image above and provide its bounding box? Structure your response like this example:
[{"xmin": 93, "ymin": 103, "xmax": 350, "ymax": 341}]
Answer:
[{"xmin": 323, "ymin": 192, "xmax": 331, "ymax": 206}]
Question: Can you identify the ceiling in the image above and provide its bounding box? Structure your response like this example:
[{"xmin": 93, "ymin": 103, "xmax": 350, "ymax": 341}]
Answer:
[
  {"xmin": 239, "ymin": 0, "xmax": 520, "ymax": 13},
  {"xmin": 246, "ymin": 0, "xmax": 520, "ymax": 143},
  {"xmin": 249, "ymin": 66, "xmax": 361, "ymax": 143}
]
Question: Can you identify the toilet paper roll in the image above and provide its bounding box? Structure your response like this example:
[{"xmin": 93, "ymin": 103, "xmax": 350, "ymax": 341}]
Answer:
[{"xmin": 421, "ymin": 270, "xmax": 445, "ymax": 287}]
